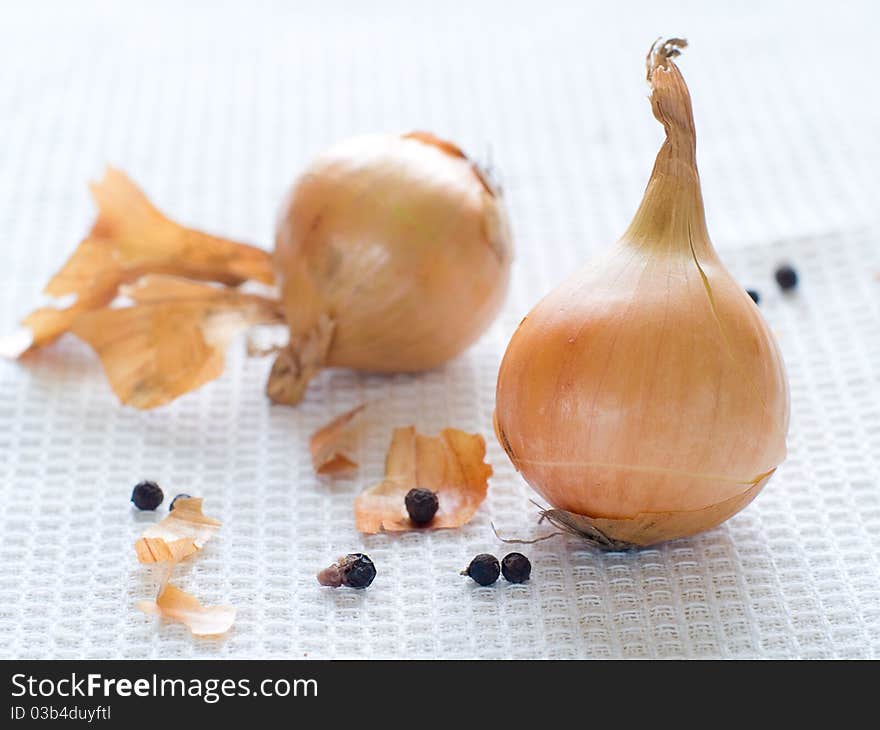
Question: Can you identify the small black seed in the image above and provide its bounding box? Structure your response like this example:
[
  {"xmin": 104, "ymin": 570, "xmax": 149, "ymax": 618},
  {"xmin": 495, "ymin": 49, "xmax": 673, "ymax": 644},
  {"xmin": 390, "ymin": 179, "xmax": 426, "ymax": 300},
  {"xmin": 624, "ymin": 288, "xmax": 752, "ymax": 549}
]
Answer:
[
  {"xmin": 338, "ymin": 553, "xmax": 376, "ymax": 589},
  {"xmin": 169, "ymin": 493, "xmax": 191, "ymax": 511},
  {"xmin": 746, "ymin": 289, "xmax": 760, "ymax": 304},
  {"xmin": 131, "ymin": 480, "xmax": 164, "ymax": 511},
  {"xmin": 501, "ymin": 552, "xmax": 532, "ymax": 583},
  {"xmin": 462, "ymin": 553, "xmax": 500, "ymax": 586},
  {"xmin": 774, "ymin": 264, "xmax": 798, "ymax": 291},
  {"xmin": 405, "ymin": 488, "xmax": 439, "ymax": 525}
]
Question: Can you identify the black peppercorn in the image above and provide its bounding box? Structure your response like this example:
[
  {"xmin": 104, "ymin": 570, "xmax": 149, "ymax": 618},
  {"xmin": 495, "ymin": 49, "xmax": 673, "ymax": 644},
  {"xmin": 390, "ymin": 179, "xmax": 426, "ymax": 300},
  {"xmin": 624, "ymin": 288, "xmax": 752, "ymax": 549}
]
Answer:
[
  {"xmin": 501, "ymin": 552, "xmax": 532, "ymax": 583},
  {"xmin": 405, "ymin": 488, "xmax": 439, "ymax": 525},
  {"xmin": 774, "ymin": 264, "xmax": 798, "ymax": 291},
  {"xmin": 461, "ymin": 553, "xmax": 500, "ymax": 586},
  {"xmin": 317, "ymin": 553, "xmax": 376, "ymax": 589},
  {"xmin": 169, "ymin": 493, "xmax": 191, "ymax": 511},
  {"xmin": 746, "ymin": 289, "xmax": 760, "ymax": 304},
  {"xmin": 131, "ymin": 480, "xmax": 164, "ymax": 511}
]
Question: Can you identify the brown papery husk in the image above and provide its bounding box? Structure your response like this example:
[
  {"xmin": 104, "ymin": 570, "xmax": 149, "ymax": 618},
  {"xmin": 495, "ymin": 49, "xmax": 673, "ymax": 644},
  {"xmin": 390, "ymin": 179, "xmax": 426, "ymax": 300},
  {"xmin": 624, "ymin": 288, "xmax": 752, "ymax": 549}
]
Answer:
[
  {"xmin": 72, "ymin": 277, "xmax": 283, "ymax": 409},
  {"xmin": 267, "ymin": 131, "xmax": 513, "ymax": 405},
  {"xmin": 137, "ymin": 496, "xmax": 222, "ymax": 556},
  {"xmin": 355, "ymin": 426, "xmax": 492, "ymax": 533},
  {"xmin": 138, "ymin": 584, "xmax": 236, "ymax": 637},
  {"xmin": 493, "ymin": 40, "xmax": 789, "ymax": 545},
  {"xmin": 1, "ymin": 168, "xmax": 275, "ymax": 357},
  {"xmin": 134, "ymin": 537, "xmax": 200, "ymax": 565},
  {"xmin": 134, "ymin": 497, "xmax": 236, "ymax": 636},
  {"xmin": 309, "ymin": 403, "xmax": 367, "ymax": 476},
  {"xmin": 135, "ymin": 496, "xmax": 220, "ymax": 567}
]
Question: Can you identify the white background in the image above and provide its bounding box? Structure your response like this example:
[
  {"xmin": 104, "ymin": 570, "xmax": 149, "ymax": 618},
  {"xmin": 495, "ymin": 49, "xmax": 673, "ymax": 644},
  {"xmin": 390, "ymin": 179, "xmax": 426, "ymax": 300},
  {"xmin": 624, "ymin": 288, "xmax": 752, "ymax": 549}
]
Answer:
[{"xmin": 0, "ymin": 0, "xmax": 878, "ymax": 658}]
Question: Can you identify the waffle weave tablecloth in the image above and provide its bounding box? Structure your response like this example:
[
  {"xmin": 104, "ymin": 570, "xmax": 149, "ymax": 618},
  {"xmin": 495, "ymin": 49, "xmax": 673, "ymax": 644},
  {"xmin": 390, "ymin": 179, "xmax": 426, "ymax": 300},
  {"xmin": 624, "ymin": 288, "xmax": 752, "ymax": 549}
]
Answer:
[{"xmin": 1, "ymin": 0, "xmax": 878, "ymax": 659}]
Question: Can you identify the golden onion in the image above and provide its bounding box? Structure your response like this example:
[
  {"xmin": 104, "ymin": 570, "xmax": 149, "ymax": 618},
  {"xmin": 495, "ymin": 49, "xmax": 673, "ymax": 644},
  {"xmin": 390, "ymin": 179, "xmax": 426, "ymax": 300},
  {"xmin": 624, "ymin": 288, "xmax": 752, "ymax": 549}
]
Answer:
[
  {"xmin": 494, "ymin": 40, "xmax": 789, "ymax": 547},
  {"xmin": 268, "ymin": 131, "xmax": 513, "ymax": 404}
]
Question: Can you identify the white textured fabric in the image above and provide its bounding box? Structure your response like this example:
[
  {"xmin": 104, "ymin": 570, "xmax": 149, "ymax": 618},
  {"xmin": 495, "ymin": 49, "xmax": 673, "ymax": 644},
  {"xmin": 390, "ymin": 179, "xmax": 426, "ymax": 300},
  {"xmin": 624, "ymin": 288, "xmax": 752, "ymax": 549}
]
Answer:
[{"xmin": 0, "ymin": 0, "xmax": 878, "ymax": 659}]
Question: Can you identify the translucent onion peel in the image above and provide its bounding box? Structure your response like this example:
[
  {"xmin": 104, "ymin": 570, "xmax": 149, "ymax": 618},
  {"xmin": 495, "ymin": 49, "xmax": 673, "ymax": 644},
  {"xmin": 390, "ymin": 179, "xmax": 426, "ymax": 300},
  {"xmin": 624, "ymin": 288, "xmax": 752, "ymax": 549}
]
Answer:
[
  {"xmin": 71, "ymin": 277, "xmax": 283, "ymax": 409},
  {"xmin": 1, "ymin": 168, "xmax": 274, "ymax": 357},
  {"xmin": 137, "ymin": 496, "xmax": 221, "ymax": 556},
  {"xmin": 268, "ymin": 132, "xmax": 513, "ymax": 405},
  {"xmin": 309, "ymin": 404, "xmax": 366, "ymax": 476},
  {"xmin": 138, "ymin": 584, "xmax": 236, "ymax": 637},
  {"xmin": 134, "ymin": 537, "xmax": 199, "ymax": 565},
  {"xmin": 494, "ymin": 39, "xmax": 790, "ymax": 548},
  {"xmin": 355, "ymin": 426, "xmax": 492, "ymax": 533},
  {"xmin": 134, "ymin": 497, "xmax": 234, "ymax": 636}
]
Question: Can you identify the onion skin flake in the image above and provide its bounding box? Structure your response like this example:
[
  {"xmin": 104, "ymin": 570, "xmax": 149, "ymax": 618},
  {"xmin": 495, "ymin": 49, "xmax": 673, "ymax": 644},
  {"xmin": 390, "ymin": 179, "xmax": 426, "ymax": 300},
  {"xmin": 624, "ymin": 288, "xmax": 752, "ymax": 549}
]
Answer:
[
  {"xmin": 138, "ymin": 584, "xmax": 236, "ymax": 637},
  {"xmin": 355, "ymin": 426, "xmax": 492, "ymax": 533},
  {"xmin": 309, "ymin": 404, "xmax": 366, "ymax": 476},
  {"xmin": 134, "ymin": 497, "xmax": 235, "ymax": 637},
  {"xmin": 1, "ymin": 167, "xmax": 274, "ymax": 359},
  {"xmin": 72, "ymin": 277, "xmax": 283, "ymax": 410}
]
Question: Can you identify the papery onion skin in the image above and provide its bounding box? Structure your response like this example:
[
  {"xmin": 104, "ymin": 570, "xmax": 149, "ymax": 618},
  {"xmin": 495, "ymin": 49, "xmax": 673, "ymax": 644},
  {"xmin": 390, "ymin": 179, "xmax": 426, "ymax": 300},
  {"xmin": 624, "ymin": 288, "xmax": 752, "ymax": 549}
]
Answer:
[
  {"xmin": 270, "ymin": 132, "xmax": 513, "ymax": 404},
  {"xmin": 494, "ymin": 40, "xmax": 790, "ymax": 547}
]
